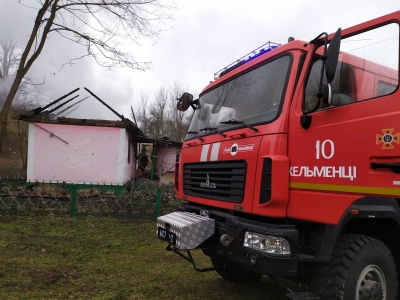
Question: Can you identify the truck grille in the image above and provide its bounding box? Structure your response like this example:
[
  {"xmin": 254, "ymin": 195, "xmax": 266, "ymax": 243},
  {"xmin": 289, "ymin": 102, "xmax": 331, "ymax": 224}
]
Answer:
[{"xmin": 183, "ymin": 161, "xmax": 246, "ymax": 203}]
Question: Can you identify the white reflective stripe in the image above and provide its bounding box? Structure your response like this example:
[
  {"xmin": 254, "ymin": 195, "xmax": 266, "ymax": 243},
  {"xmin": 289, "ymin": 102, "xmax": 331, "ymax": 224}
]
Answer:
[
  {"xmin": 200, "ymin": 144, "xmax": 210, "ymax": 161},
  {"xmin": 210, "ymin": 143, "xmax": 220, "ymax": 161}
]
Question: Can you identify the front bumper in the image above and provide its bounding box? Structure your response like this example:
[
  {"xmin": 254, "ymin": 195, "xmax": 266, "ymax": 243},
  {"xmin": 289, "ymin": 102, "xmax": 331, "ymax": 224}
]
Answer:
[{"xmin": 158, "ymin": 205, "xmax": 299, "ymax": 278}]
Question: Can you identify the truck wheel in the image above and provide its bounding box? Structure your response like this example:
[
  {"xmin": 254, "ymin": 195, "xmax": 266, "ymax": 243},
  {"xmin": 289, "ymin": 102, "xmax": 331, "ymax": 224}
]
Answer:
[
  {"xmin": 211, "ymin": 257, "xmax": 262, "ymax": 283},
  {"xmin": 313, "ymin": 234, "xmax": 398, "ymax": 300}
]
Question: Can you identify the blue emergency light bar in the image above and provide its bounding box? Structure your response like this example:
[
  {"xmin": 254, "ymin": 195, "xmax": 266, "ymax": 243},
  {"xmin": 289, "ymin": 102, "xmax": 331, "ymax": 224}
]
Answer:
[{"xmin": 214, "ymin": 41, "xmax": 280, "ymax": 79}]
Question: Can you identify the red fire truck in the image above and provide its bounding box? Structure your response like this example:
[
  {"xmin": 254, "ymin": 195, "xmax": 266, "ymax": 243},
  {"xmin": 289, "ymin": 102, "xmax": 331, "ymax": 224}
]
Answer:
[{"xmin": 157, "ymin": 11, "xmax": 400, "ymax": 299}]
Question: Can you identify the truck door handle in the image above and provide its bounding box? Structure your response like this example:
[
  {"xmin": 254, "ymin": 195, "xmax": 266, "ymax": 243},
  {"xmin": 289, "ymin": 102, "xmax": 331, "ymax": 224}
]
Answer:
[{"xmin": 371, "ymin": 162, "xmax": 400, "ymax": 174}]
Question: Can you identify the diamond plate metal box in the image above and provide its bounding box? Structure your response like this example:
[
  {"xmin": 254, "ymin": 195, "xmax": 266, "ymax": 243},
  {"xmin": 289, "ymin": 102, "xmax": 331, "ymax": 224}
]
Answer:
[{"xmin": 157, "ymin": 212, "xmax": 215, "ymax": 250}]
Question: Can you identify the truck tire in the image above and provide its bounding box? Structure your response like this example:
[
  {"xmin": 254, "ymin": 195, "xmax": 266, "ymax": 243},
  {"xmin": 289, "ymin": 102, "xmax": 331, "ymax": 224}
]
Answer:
[
  {"xmin": 211, "ymin": 257, "xmax": 262, "ymax": 283},
  {"xmin": 312, "ymin": 234, "xmax": 398, "ymax": 300}
]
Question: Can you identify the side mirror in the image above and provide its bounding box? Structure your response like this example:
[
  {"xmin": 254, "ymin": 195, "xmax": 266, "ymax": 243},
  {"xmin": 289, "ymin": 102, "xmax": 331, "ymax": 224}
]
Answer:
[
  {"xmin": 325, "ymin": 28, "xmax": 341, "ymax": 84},
  {"xmin": 177, "ymin": 92, "xmax": 193, "ymax": 111},
  {"xmin": 301, "ymin": 28, "xmax": 341, "ymax": 130}
]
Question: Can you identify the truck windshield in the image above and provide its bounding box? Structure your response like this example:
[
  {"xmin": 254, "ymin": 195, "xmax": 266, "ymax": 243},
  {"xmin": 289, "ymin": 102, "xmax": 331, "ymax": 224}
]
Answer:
[{"xmin": 186, "ymin": 55, "xmax": 292, "ymax": 140}]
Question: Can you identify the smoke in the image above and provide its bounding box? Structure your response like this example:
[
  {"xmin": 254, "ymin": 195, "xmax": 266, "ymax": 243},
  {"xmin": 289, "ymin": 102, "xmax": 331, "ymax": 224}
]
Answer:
[
  {"xmin": 1, "ymin": 1, "xmax": 137, "ymax": 120},
  {"xmin": 1, "ymin": 0, "xmax": 400, "ymax": 122}
]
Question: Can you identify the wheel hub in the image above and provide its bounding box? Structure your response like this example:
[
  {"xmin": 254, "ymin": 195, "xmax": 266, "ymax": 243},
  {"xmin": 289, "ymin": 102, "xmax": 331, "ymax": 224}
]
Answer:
[{"xmin": 356, "ymin": 265, "xmax": 386, "ymax": 300}]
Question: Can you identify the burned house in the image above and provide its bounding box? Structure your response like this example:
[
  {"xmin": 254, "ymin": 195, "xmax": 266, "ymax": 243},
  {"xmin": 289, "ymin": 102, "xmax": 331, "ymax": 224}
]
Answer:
[
  {"xmin": 19, "ymin": 88, "xmax": 149, "ymax": 185},
  {"xmin": 19, "ymin": 88, "xmax": 182, "ymax": 185}
]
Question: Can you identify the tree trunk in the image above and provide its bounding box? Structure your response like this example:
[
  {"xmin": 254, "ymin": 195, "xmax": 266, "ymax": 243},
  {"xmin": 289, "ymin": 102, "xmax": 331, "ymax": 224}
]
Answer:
[
  {"xmin": 0, "ymin": 113, "xmax": 7, "ymax": 153},
  {"xmin": 0, "ymin": 72, "xmax": 23, "ymax": 153}
]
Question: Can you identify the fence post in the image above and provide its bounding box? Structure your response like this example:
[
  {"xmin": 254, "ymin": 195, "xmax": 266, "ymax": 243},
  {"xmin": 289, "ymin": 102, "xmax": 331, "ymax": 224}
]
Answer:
[
  {"xmin": 155, "ymin": 186, "xmax": 162, "ymax": 218},
  {"xmin": 70, "ymin": 185, "xmax": 77, "ymax": 217}
]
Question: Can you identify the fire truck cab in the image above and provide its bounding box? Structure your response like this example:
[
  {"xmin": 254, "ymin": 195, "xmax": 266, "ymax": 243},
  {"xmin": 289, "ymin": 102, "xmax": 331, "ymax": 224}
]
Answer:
[{"xmin": 157, "ymin": 11, "xmax": 400, "ymax": 299}]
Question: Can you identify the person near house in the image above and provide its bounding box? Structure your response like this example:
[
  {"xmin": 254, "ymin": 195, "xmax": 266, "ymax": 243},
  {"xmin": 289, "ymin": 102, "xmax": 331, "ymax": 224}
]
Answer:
[{"xmin": 138, "ymin": 148, "xmax": 149, "ymax": 176}]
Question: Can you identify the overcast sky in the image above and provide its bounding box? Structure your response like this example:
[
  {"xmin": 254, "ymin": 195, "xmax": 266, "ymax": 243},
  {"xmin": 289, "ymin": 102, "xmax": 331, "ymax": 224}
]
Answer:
[{"xmin": 3, "ymin": 0, "xmax": 400, "ymax": 120}]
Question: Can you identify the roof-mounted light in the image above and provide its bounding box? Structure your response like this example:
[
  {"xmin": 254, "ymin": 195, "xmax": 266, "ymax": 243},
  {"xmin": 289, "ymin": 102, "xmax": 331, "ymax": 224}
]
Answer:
[{"xmin": 214, "ymin": 41, "xmax": 280, "ymax": 79}]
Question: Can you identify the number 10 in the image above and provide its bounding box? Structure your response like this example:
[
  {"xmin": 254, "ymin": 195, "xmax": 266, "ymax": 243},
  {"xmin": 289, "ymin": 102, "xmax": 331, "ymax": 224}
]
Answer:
[{"xmin": 316, "ymin": 140, "xmax": 335, "ymax": 159}]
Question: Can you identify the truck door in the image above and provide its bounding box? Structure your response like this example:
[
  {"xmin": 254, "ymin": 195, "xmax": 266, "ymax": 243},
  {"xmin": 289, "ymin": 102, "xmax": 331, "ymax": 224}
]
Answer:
[{"xmin": 287, "ymin": 21, "xmax": 400, "ymax": 225}]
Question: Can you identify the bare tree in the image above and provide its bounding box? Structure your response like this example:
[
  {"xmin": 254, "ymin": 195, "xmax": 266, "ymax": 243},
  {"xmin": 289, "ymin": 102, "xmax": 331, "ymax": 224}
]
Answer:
[
  {"xmin": 0, "ymin": 38, "xmax": 19, "ymax": 90},
  {"xmin": 0, "ymin": 34, "xmax": 50, "ymax": 152},
  {"xmin": 137, "ymin": 91, "xmax": 151, "ymax": 136},
  {"xmin": 165, "ymin": 82, "xmax": 191, "ymax": 141},
  {"xmin": 136, "ymin": 83, "xmax": 191, "ymax": 141},
  {"xmin": 138, "ymin": 86, "xmax": 167, "ymax": 140},
  {"xmin": 0, "ymin": 0, "xmax": 173, "ymax": 151},
  {"xmin": 150, "ymin": 86, "xmax": 168, "ymax": 139},
  {"xmin": 0, "ymin": 36, "xmax": 21, "ymax": 152},
  {"xmin": 13, "ymin": 82, "xmax": 47, "ymax": 111}
]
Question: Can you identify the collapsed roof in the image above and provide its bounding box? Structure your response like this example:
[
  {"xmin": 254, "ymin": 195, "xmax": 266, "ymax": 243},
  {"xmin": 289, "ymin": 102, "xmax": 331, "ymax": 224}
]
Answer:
[{"xmin": 18, "ymin": 87, "xmax": 182, "ymax": 147}]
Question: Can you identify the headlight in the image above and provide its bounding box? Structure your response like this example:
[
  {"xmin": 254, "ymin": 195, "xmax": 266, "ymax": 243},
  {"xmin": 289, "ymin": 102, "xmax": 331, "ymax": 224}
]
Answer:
[{"xmin": 243, "ymin": 231, "xmax": 290, "ymax": 255}]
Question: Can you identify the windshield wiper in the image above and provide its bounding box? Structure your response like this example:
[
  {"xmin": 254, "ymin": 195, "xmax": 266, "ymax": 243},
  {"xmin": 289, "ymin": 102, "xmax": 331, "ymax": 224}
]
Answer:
[
  {"xmin": 187, "ymin": 131, "xmax": 204, "ymax": 141},
  {"xmin": 220, "ymin": 119, "xmax": 258, "ymax": 132},
  {"xmin": 199, "ymin": 126, "xmax": 226, "ymax": 137}
]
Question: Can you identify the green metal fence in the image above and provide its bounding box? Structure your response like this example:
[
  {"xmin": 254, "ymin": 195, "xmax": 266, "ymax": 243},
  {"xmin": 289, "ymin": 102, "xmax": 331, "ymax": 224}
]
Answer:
[{"xmin": 0, "ymin": 180, "xmax": 180, "ymax": 219}]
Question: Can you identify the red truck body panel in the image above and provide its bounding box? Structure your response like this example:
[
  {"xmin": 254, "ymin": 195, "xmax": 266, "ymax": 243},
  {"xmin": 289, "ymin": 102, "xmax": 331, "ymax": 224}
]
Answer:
[{"xmin": 176, "ymin": 11, "xmax": 400, "ymax": 226}]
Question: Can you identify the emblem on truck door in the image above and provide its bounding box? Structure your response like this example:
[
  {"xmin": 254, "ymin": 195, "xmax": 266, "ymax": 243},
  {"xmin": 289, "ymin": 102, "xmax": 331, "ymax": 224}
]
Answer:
[
  {"xmin": 200, "ymin": 173, "xmax": 216, "ymax": 189},
  {"xmin": 376, "ymin": 128, "xmax": 400, "ymax": 149}
]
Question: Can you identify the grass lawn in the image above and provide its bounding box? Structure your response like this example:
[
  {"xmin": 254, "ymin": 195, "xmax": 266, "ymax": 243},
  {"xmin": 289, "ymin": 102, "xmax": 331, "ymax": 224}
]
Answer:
[{"xmin": 0, "ymin": 216, "xmax": 291, "ymax": 299}]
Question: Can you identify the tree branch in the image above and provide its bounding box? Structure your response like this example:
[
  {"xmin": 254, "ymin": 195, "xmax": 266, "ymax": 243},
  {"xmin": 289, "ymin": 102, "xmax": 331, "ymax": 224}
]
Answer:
[{"xmin": 0, "ymin": 0, "xmax": 173, "ymax": 126}]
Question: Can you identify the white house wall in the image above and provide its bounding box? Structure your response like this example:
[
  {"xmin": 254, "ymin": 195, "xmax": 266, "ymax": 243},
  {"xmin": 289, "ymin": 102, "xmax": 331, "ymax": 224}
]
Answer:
[
  {"xmin": 27, "ymin": 123, "xmax": 134, "ymax": 184},
  {"xmin": 118, "ymin": 129, "xmax": 134, "ymax": 183}
]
